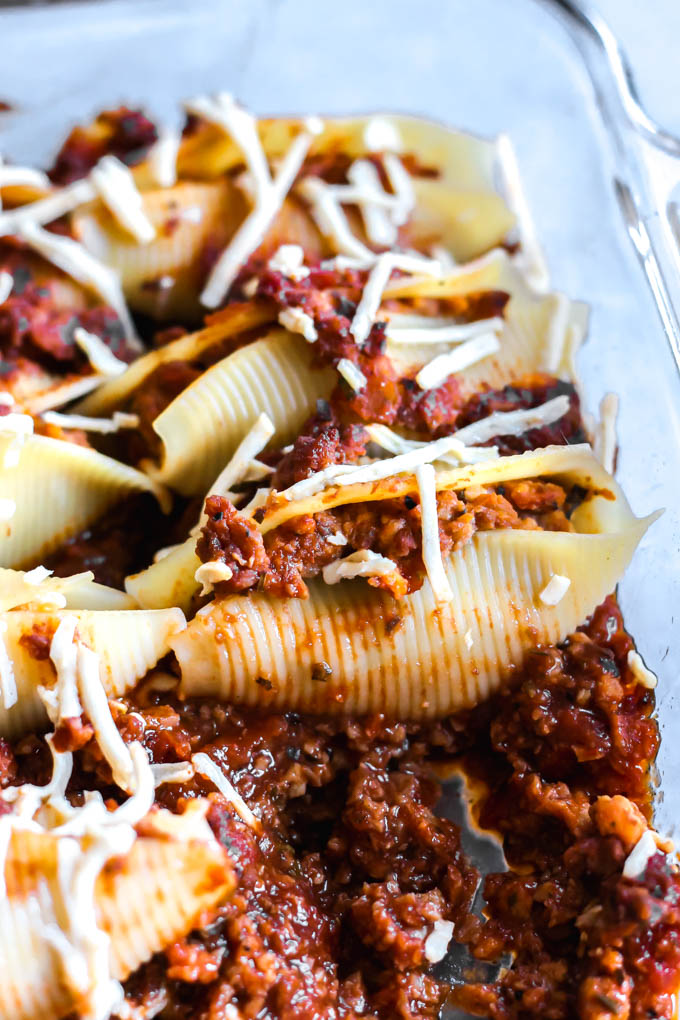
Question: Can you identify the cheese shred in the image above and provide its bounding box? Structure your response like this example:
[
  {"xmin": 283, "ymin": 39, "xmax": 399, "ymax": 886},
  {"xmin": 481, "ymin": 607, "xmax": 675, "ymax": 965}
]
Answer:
[{"xmin": 416, "ymin": 463, "xmax": 453, "ymax": 603}]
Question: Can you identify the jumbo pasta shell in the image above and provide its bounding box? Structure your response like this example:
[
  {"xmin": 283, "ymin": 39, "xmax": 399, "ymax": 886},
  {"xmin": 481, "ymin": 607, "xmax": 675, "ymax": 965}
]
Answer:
[
  {"xmin": 0, "ymin": 606, "xmax": 185, "ymax": 736},
  {"xmin": 146, "ymin": 330, "xmax": 335, "ymax": 496},
  {"xmin": 0, "ymin": 434, "xmax": 168, "ymax": 569},
  {"xmin": 176, "ymin": 114, "xmax": 520, "ymax": 264},
  {"xmin": 0, "ymin": 829, "xmax": 233, "ymax": 1020},
  {"xmin": 0, "ymin": 568, "xmax": 136, "ymax": 612},
  {"xmin": 385, "ymin": 252, "xmax": 587, "ymax": 385},
  {"xmin": 125, "ymin": 538, "xmax": 200, "ymax": 613},
  {"xmin": 171, "ymin": 518, "xmax": 652, "ymax": 720},
  {"xmin": 74, "ymin": 180, "xmax": 240, "ymax": 321},
  {"xmin": 75, "ymin": 301, "xmax": 275, "ymax": 416},
  {"xmin": 259, "ymin": 445, "xmax": 622, "ymax": 536}
]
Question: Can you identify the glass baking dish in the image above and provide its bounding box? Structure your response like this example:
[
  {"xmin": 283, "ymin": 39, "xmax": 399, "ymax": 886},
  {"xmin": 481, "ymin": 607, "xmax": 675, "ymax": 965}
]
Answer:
[{"xmin": 1, "ymin": 0, "xmax": 679, "ymax": 1009}]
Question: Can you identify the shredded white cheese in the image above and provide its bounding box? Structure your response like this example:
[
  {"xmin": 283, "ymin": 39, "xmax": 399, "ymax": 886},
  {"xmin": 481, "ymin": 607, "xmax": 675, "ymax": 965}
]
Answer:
[
  {"xmin": 151, "ymin": 762, "xmax": 195, "ymax": 787},
  {"xmin": 346, "ymin": 159, "xmax": 398, "ymax": 247},
  {"xmin": 40, "ymin": 615, "xmax": 83, "ymax": 726},
  {"xmin": 147, "ymin": 127, "xmax": 180, "ymax": 189},
  {"xmin": 0, "ymin": 411, "xmax": 33, "ymax": 436},
  {"xmin": 76, "ymin": 644, "xmax": 134, "ymax": 792},
  {"xmin": 194, "ymin": 561, "xmax": 234, "ymax": 597},
  {"xmin": 350, "ymin": 251, "xmax": 442, "ymax": 345},
  {"xmin": 423, "ymin": 919, "xmax": 455, "ymax": 964},
  {"xmin": 627, "ymin": 650, "xmax": 657, "ymax": 690},
  {"xmin": 200, "ymin": 119, "xmax": 322, "ymax": 307},
  {"xmin": 0, "ymin": 178, "xmax": 95, "ymax": 236},
  {"xmin": 592, "ymin": 393, "xmax": 618, "ymax": 475},
  {"xmin": 451, "ymin": 395, "xmax": 570, "ymax": 447},
  {"xmin": 326, "ymin": 532, "xmax": 347, "ymax": 546},
  {"xmin": 464, "ymin": 628, "xmax": 474, "ymax": 650},
  {"xmin": 207, "ymin": 413, "xmax": 275, "ymax": 504},
  {"xmin": 0, "ymin": 498, "xmax": 15, "ymax": 521},
  {"xmin": 0, "ymin": 157, "xmax": 50, "ymax": 194},
  {"xmin": 24, "ymin": 565, "xmax": 53, "ymax": 585},
  {"xmin": 496, "ymin": 134, "xmax": 549, "ymax": 291},
  {"xmin": 623, "ymin": 829, "xmax": 662, "ymax": 879},
  {"xmin": 415, "ymin": 331, "xmax": 500, "ymax": 390},
  {"xmin": 90, "ymin": 155, "xmax": 156, "ymax": 244},
  {"xmin": 17, "ymin": 222, "xmax": 137, "ymax": 343},
  {"xmin": 363, "ymin": 118, "xmax": 403, "ymax": 153},
  {"xmin": 41, "ymin": 409, "xmax": 139, "ymax": 434},
  {"xmin": 322, "ymin": 549, "xmax": 400, "ymax": 585},
  {"xmin": 416, "ymin": 463, "xmax": 453, "ymax": 603},
  {"xmin": 191, "ymin": 752, "xmax": 259, "ymax": 829},
  {"xmin": 241, "ymin": 486, "xmax": 271, "ymax": 517},
  {"xmin": 336, "ymin": 357, "xmax": 367, "ymax": 392},
  {"xmin": 0, "ymin": 270, "xmax": 12, "ymax": 304},
  {"xmin": 0, "ymin": 621, "xmax": 17, "ymax": 710},
  {"xmin": 280, "ymin": 463, "xmax": 359, "ymax": 502},
  {"xmin": 268, "ymin": 244, "xmax": 309, "ymax": 281},
  {"xmin": 185, "ymin": 93, "xmax": 272, "ymax": 202},
  {"xmin": 298, "ymin": 176, "xmax": 374, "ymax": 261},
  {"xmin": 538, "ymin": 574, "xmax": 571, "ymax": 606},
  {"xmin": 383, "ymin": 152, "xmax": 415, "ymax": 226},
  {"xmin": 0, "ymin": 391, "xmax": 14, "ymax": 407},
  {"xmin": 334, "ymin": 433, "xmax": 469, "ymax": 488},
  {"xmin": 387, "ymin": 316, "xmax": 504, "ymax": 346},
  {"xmin": 278, "ymin": 306, "xmax": 318, "ymax": 342},
  {"xmin": 242, "ymin": 276, "xmax": 259, "ymax": 298},
  {"xmin": 364, "ymin": 424, "xmax": 498, "ymax": 466},
  {"xmin": 74, "ymin": 327, "xmax": 128, "ymax": 377}
]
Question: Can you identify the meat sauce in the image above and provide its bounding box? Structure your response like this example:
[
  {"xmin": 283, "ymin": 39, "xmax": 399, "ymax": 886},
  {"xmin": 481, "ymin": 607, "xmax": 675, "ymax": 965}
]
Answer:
[
  {"xmin": 5, "ymin": 140, "xmax": 675, "ymax": 1020},
  {"xmin": 8, "ymin": 599, "xmax": 673, "ymax": 1020}
]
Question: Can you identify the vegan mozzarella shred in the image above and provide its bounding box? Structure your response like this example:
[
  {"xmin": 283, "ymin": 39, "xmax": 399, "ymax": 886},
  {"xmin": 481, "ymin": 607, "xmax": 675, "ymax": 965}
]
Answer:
[
  {"xmin": 322, "ymin": 549, "xmax": 400, "ymax": 585},
  {"xmin": 387, "ymin": 316, "xmax": 504, "ymax": 346},
  {"xmin": 268, "ymin": 244, "xmax": 309, "ymax": 280},
  {"xmin": 497, "ymin": 133, "xmax": 549, "ymax": 291},
  {"xmin": 90, "ymin": 155, "xmax": 156, "ymax": 244},
  {"xmin": 336, "ymin": 358, "xmax": 367, "ymax": 392},
  {"xmin": 185, "ymin": 93, "xmax": 272, "ymax": 201},
  {"xmin": 151, "ymin": 762, "xmax": 195, "ymax": 787},
  {"xmin": 0, "ymin": 178, "xmax": 95, "ymax": 235},
  {"xmin": 627, "ymin": 650, "xmax": 657, "ymax": 690},
  {"xmin": 192, "ymin": 752, "xmax": 259, "ymax": 829},
  {"xmin": 74, "ymin": 327, "xmax": 128, "ymax": 377},
  {"xmin": 351, "ymin": 252, "xmax": 442, "ymax": 345},
  {"xmin": 416, "ymin": 463, "xmax": 453, "ymax": 603},
  {"xmin": 0, "ymin": 156, "xmax": 50, "ymax": 194},
  {"xmin": 451, "ymin": 395, "xmax": 570, "ymax": 446},
  {"xmin": 346, "ymin": 159, "xmax": 398, "ymax": 246},
  {"xmin": 593, "ymin": 392, "xmax": 618, "ymax": 475},
  {"xmin": 41, "ymin": 409, "xmax": 139, "ymax": 434},
  {"xmin": 208, "ymin": 413, "xmax": 275, "ymax": 501},
  {"xmin": 538, "ymin": 574, "xmax": 571, "ymax": 606},
  {"xmin": 297, "ymin": 176, "xmax": 374, "ymax": 261},
  {"xmin": 194, "ymin": 561, "xmax": 235, "ymax": 597},
  {"xmin": 76, "ymin": 644, "xmax": 134, "ymax": 792},
  {"xmin": 46, "ymin": 615, "xmax": 83, "ymax": 724},
  {"xmin": 278, "ymin": 306, "xmax": 318, "ymax": 342},
  {"xmin": 200, "ymin": 120, "xmax": 322, "ymax": 307},
  {"xmin": 0, "ymin": 270, "xmax": 12, "ymax": 303},
  {"xmin": 147, "ymin": 126, "xmax": 180, "ymax": 188},
  {"xmin": 17, "ymin": 222, "xmax": 138, "ymax": 344},
  {"xmin": 622, "ymin": 829, "xmax": 662, "ymax": 879},
  {"xmin": 363, "ymin": 117, "xmax": 403, "ymax": 153},
  {"xmin": 423, "ymin": 920, "xmax": 455, "ymax": 964},
  {"xmin": 0, "ymin": 621, "xmax": 17, "ymax": 710},
  {"xmin": 415, "ymin": 331, "xmax": 500, "ymax": 390}
]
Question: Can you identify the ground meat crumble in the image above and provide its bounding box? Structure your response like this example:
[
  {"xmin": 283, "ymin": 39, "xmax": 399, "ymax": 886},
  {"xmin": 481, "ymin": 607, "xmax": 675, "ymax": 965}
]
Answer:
[{"xmin": 11, "ymin": 597, "xmax": 675, "ymax": 1020}]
